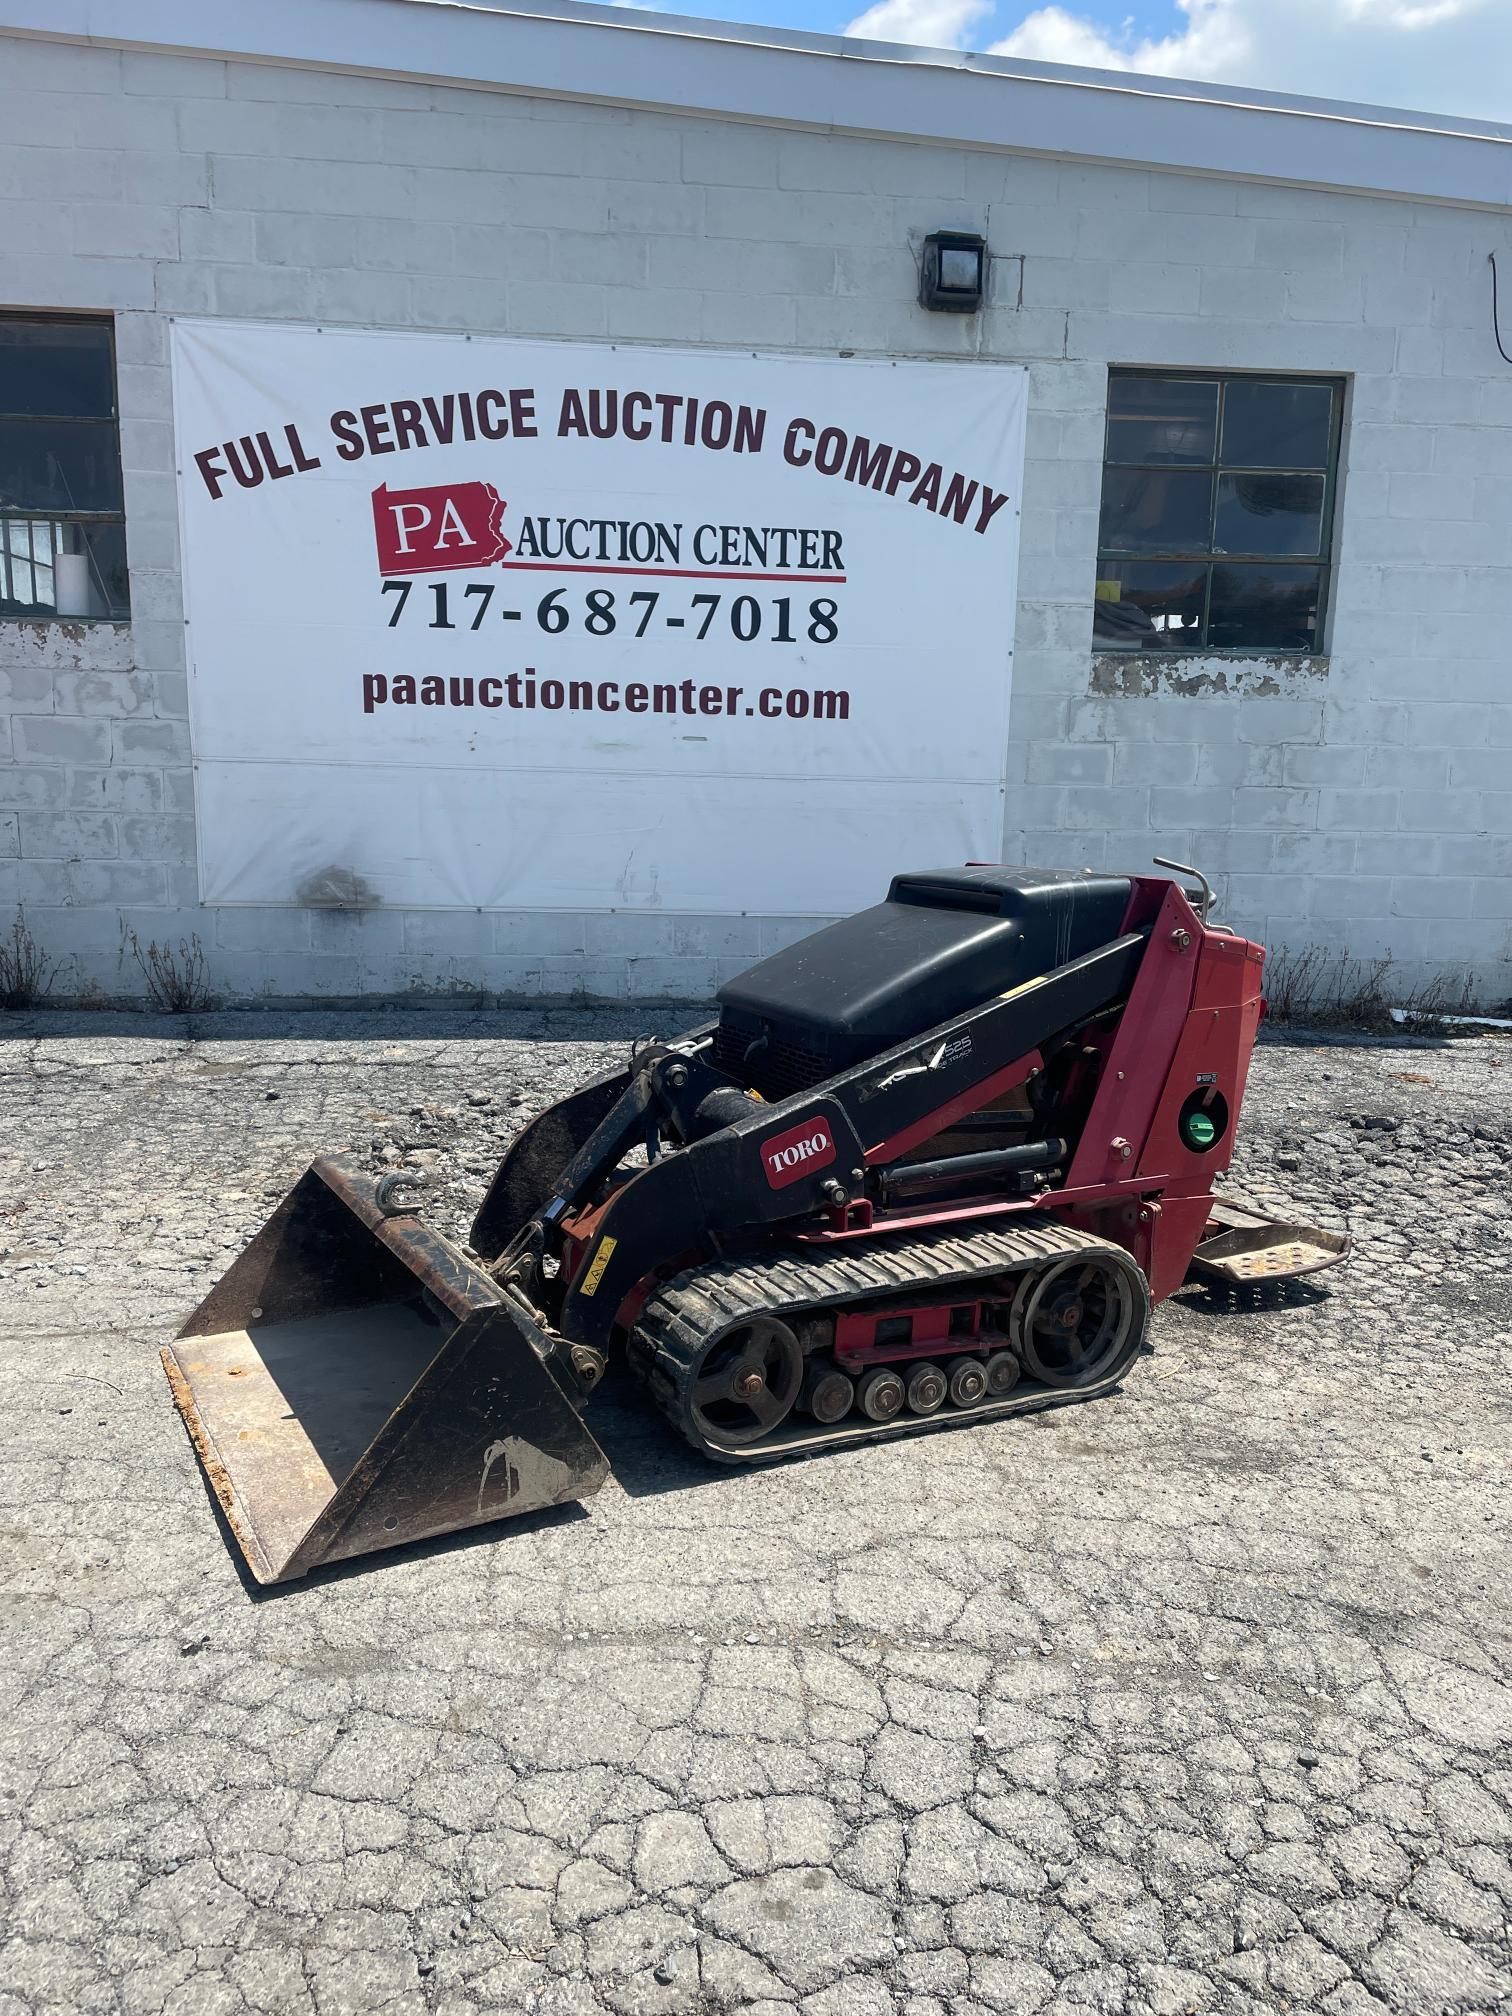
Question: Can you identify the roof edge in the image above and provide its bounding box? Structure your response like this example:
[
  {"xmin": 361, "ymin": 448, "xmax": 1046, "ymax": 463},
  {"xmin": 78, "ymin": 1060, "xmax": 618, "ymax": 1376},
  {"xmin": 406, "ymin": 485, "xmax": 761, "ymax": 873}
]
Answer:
[{"xmin": 2, "ymin": 0, "xmax": 1509, "ymax": 210}]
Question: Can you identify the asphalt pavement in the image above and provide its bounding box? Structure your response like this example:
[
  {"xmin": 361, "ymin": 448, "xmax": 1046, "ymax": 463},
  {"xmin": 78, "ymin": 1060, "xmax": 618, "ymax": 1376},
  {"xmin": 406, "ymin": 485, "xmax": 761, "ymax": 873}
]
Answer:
[{"xmin": 1, "ymin": 1009, "xmax": 1509, "ymax": 2016}]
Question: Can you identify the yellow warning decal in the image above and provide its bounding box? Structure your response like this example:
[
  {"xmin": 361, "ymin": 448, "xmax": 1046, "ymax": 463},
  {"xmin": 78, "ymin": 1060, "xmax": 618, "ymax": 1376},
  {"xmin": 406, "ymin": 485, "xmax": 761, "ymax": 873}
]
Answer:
[{"xmin": 579, "ymin": 1235, "xmax": 617, "ymax": 1297}]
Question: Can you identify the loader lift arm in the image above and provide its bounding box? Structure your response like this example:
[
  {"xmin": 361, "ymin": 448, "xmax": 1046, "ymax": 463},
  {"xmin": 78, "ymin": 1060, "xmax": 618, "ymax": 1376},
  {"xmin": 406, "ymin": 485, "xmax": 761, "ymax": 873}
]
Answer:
[{"xmin": 536, "ymin": 930, "xmax": 1149, "ymax": 1359}]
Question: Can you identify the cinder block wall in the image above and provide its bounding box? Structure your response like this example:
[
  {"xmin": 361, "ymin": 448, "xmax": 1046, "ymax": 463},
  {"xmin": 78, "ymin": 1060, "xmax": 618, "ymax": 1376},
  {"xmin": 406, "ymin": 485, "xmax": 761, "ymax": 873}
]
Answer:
[{"xmin": 1, "ymin": 30, "xmax": 1509, "ymax": 1005}]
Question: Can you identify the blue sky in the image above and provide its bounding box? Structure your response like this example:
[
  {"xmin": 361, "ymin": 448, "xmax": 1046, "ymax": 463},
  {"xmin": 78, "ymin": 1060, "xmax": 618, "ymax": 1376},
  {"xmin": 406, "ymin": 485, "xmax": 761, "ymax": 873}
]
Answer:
[{"xmin": 616, "ymin": 0, "xmax": 1512, "ymax": 123}]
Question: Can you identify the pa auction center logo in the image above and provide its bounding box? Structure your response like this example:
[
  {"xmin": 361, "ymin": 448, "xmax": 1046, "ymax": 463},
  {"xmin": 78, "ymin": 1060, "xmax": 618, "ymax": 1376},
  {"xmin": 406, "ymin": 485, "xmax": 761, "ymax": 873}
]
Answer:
[{"xmin": 371, "ymin": 479, "xmax": 510, "ymax": 574}]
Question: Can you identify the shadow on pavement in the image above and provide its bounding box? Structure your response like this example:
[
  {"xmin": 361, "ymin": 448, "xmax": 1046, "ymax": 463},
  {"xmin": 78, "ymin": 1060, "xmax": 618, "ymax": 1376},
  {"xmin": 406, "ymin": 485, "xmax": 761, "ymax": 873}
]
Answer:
[
  {"xmin": 186, "ymin": 1373, "xmax": 741, "ymax": 1603},
  {"xmin": 1169, "ymin": 1276, "xmax": 1336, "ymax": 1317}
]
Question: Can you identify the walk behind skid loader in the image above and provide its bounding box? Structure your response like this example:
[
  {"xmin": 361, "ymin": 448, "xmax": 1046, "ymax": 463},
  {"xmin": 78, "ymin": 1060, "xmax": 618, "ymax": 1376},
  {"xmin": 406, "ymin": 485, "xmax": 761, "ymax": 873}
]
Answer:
[{"xmin": 163, "ymin": 865, "xmax": 1348, "ymax": 1583}]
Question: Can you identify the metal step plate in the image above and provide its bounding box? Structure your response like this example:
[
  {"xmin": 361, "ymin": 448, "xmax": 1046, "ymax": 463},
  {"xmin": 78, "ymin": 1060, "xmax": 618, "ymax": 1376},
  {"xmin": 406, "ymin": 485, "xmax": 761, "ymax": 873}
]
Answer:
[{"xmin": 1188, "ymin": 1197, "xmax": 1351, "ymax": 1285}]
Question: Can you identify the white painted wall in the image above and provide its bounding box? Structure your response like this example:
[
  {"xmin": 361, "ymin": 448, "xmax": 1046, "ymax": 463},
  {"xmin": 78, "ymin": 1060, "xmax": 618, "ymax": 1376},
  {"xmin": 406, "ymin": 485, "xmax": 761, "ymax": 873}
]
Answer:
[{"xmin": 1, "ymin": 26, "xmax": 1509, "ymax": 1006}]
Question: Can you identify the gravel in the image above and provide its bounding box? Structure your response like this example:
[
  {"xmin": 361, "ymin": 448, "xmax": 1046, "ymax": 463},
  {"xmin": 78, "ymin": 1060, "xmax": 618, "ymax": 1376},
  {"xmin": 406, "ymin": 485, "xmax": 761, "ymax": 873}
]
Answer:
[{"xmin": 1, "ymin": 1008, "xmax": 1509, "ymax": 2016}]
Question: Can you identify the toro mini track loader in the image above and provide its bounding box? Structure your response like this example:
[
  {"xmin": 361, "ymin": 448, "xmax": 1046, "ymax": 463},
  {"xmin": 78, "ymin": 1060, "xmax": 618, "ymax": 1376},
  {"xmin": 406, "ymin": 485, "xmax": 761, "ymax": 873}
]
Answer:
[{"xmin": 163, "ymin": 865, "xmax": 1347, "ymax": 1583}]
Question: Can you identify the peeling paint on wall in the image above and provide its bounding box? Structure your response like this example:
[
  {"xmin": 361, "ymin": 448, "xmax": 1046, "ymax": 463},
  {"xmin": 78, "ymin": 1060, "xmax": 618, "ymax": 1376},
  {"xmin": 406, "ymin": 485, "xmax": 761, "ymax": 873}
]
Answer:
[
  {"xmin": 2, "ymin": 618, "xmax": 134, "ymax": 671},
  {"xmin": 1090, "ymin": 654, "xmax": 1330, "ymax": 700}
]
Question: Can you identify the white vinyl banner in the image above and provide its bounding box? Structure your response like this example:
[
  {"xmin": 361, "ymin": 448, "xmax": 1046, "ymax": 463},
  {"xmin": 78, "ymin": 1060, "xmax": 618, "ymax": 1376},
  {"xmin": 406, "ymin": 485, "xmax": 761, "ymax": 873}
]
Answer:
[{"xmin": 171, "ymin": 319, "xmax": 1028, "ymax": 914}]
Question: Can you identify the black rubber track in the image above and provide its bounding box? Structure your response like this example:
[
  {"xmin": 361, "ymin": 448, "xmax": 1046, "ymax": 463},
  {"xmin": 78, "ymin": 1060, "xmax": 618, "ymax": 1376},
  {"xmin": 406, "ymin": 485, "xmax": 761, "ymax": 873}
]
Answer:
[{"xmin": 628, "ymin": 1215, "xmax": 1151, "ymax": 1464}]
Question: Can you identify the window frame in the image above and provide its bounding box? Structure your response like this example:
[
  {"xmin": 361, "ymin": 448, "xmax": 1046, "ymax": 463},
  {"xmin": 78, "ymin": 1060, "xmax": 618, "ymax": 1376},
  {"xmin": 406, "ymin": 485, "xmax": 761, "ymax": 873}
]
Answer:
[
  {"xmin": 1094, "ymin": 366, "xmax": 1346, "ymax": 658},
  {"xmin": 0, "ymin": 310, "xmax": 130, "ymax": 623}
]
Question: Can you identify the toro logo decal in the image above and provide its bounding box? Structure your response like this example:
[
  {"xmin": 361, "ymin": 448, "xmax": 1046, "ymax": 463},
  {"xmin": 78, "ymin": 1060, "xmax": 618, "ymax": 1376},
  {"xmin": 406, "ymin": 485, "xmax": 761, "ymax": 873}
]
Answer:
[
  {"xmin": 760, "ymin": 1115, "xmax": 836, "ymax": 1190},
  {"xmin": 371, "ymin": 479, "xmax": 511, "ymax": 574}
]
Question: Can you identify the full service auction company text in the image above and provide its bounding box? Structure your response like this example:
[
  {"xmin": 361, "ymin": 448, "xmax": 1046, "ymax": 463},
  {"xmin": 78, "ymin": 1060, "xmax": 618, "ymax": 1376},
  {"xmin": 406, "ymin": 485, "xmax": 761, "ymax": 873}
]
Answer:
[{"xmin": 188, "ymin": 381, "xmax": 1015, "ymax": 731}]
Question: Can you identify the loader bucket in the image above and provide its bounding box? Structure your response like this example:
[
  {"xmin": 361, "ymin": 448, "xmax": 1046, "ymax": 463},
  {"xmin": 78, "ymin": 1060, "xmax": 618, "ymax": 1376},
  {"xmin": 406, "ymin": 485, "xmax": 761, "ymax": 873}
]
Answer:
[{"xmin": 162, "ymin": 1157, "xmax": 609, "ymax": 1584}]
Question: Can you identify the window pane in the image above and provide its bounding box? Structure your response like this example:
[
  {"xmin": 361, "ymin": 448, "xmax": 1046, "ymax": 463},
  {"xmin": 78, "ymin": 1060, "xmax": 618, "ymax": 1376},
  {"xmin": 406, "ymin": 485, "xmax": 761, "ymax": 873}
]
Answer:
[
  {"xmin": 0, "ymin": 317, "xmax": 116, "ymax": 419},
  {"xmin": 1208, "ymin": 563, "xmax": 1323, "ymax": 651},
  {"xmin": 1106, "ymin": 376, "xmax": 1217, "ymax": 465},
  {"xmin": 0, "ymin": 417, "xmax": 124, "ymax": 513},
  {"xmin": 0, "ymin": 518, "xmax": 129, "ymax": 619},
  {"xmin": 1214, "ymin": 472, "xmax": 1326, "ymax": 556},
  {"xmin": 1099, "ymin": 467, "xmax": 1213, "ymax": 554},
  {"xmin": 0, "ymin": 516, "xmax": 50, "ymax": 610},
  {"xmin": 81, "ymin": 521, "xmax": 130, "ymax": 618},
  {"xmin": 1094, "ymin": 561, "xmax": 1207, "ymax": 649},
  {"xmin": 1220, "ymin": 381, "xmax": 1333, "ymax": 469}
]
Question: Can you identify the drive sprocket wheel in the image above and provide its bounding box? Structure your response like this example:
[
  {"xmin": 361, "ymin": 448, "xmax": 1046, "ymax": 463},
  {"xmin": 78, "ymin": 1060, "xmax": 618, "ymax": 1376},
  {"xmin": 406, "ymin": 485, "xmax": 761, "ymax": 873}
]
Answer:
[
  {"xmin": 1010, "ymin": 1251, "xmax": 1143, "ymax": 1388},
  {"xmin": 687, "ymin": 1316, "xmax": 804, "ymax": 1450}
]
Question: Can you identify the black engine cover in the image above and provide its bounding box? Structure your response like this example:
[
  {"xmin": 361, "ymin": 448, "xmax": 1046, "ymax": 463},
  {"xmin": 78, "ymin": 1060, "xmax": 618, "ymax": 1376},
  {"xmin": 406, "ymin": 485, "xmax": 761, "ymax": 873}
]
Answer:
[{"xmin": 713, "ymin": 867, "xmax": 1132, "ymax": 1099}]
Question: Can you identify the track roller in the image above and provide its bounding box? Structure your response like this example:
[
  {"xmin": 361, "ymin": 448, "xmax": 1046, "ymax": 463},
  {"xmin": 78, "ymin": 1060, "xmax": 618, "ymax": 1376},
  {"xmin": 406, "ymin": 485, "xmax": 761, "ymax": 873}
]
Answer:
[
  {"xmin": 801, "ymin": 1360, "xmax": 855, "ymax": 1425},
  {"xmin": 906, "ymin": 1361, "xmax": 948, "ymax": 1415},
  {"xmin": 948, "ymin": 1355, "xmax": 989, "ymax": 1407},
  {"xmin": 984, "ymin": 1349, "xmax": 1021, "ymax": 1396},
  {"xmin": 858, "ymin": 1366, "xmax": 905, "ymax": 1421}
]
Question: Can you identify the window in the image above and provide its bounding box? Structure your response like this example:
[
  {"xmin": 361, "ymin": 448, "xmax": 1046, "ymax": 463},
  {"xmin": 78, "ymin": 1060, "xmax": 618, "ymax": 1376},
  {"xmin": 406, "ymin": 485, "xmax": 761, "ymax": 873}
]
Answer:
[
  {"xmin": 1093, "ymin": 369, "xmax": 1343, "ymax": 654},
  {"xmin": 0, "ymin": 313, "xmax": 129, "ymax": 620}
]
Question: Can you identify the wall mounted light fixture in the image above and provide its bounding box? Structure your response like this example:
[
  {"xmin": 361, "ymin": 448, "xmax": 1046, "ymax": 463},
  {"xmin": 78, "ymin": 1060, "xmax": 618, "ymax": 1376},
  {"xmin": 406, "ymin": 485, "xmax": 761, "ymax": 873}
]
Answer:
[{"xmin": 920, "ymin": 232, "xmax": 986, "ymax": 313}]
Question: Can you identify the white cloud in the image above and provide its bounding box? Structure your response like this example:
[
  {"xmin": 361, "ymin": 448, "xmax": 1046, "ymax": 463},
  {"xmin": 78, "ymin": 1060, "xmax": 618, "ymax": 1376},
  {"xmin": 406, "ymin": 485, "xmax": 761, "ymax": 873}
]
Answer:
[
  {"xmin": 843, "ymin": 0, "xmax": 995, "ymax": 45},
  {"xmin": 840, "ymin": 0, "xmax": 1512, "ymax": 121},
  {"xmin": 991, "ymin": 0, "xmax": 1244, "ymax": 76}
]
